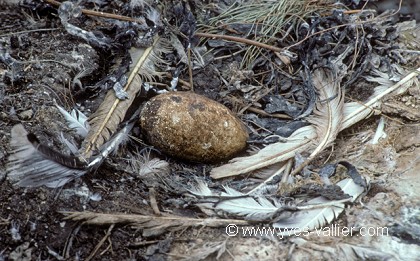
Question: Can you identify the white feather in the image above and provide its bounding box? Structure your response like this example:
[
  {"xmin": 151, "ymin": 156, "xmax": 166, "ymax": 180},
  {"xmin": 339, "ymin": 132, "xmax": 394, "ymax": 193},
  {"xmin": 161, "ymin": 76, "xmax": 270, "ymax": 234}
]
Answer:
[
  {"xmin": 138, "ymin": 158, "xmax": 169, "ymax": 176},
  {"xmin": 188, "ymin": 179, "xmax": 214, "ymax": 197},
  {"xmin": 188, "ymin": 181, "xmax": 285, "ymax": 220},
  {"xmin": 55, "ymin": 102, "xmax": 89, "ymax": 137},
  {"xmin": 274, "ymin": 178, "xmax": 365, "ymax": 236},
  {"xmin": 306, "ymin": 68, "xmax": 344, "ymax": 157},
  {"xmin": 216, "ymin": 186, "xmax": 284, "ymax": 221},
  {"xmin": 130, "ymin": 148, "xmax": 170, "ymax": 177},
  {"xmin": 210, "ymin": 125, "xmax": 316, "ymax": 179}
]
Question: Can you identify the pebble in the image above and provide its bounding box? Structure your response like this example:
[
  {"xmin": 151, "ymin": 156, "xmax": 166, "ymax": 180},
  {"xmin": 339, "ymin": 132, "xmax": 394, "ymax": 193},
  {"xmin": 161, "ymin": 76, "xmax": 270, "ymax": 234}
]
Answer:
[{"xmin": 18, "ymin": 109, "xmax": 33, "ymax": 120}]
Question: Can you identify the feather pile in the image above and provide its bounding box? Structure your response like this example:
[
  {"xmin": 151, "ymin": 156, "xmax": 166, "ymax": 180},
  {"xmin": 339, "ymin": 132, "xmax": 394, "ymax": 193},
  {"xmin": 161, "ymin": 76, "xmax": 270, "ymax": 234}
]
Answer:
[
  {"xmin": 188, "ymin": 174, "xmax": 366, "ymax": 233},
  {"xmin": 211, "ymin": 67, "xmax": 345, "ymax": 179},
  {"xmin": 6, "ymin": 34, "xmax": 172, "ymax": 188},
  {"xmin": 63, "ymin": 175, "xmax": 366, "ymax": 235},
  {"xmin": 211, "ymin": 66, "xmax": 420, "ymax": 179},
  {"xmin": 81, "ymin": 36, "xmax": 172, "ymax": 159}
]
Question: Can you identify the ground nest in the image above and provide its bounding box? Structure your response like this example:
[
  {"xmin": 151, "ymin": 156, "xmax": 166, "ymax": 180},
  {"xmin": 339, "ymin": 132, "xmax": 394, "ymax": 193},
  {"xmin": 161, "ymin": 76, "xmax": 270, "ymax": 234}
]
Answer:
[{"xmin": 0, "ymin": 0, "xmax": 419, "ymax": 260}]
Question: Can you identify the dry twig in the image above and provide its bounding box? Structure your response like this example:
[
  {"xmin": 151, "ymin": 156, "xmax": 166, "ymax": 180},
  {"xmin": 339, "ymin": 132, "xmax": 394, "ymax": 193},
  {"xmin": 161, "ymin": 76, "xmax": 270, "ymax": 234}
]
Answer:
[{"xmin": 85, "ymin": 224, "xmax": 115, "ymax": 261}]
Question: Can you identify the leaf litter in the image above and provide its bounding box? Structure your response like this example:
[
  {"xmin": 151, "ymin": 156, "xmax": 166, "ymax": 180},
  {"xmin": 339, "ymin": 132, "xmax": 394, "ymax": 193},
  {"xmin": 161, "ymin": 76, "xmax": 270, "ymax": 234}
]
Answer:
[{"xmin": 0, "ymin": 0, "xmax": 420, "ymax": 260}]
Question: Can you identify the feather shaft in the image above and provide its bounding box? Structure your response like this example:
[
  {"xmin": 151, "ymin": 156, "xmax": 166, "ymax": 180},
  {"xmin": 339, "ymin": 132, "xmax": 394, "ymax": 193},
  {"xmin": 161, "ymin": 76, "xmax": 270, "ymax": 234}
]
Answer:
[
  {"xmin": 210, "ymin": 125, "xmax": 316, "ymax": 179},
  {"xmin": 81, "ymin": 36, "xmax": 167, "ymax": 158},
  {"xmin": 286, "ymin": 68, "xmax": 345, "ymax": 177},
  {"xmin": 341, "ymin": 67, "xmax": 420, "ymax": 130}
]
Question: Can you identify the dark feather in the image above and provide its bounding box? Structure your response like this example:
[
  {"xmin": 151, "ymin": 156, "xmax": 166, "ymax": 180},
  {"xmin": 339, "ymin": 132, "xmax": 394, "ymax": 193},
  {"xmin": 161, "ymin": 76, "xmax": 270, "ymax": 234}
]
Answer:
[
  {"xmin": 26, "ymin": 133, "xmax": 87, "ymax": 169},
  {"xmin": 7, "ymin": 124, "xmax": 88, "ymax": 187}
]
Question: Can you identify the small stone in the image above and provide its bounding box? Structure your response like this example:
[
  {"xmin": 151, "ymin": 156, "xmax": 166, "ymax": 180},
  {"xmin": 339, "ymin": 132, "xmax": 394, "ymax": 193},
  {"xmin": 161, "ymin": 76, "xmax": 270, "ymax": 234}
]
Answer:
[
  {"xmin": 140, "ymin": 92, "xmax": 248, "ymax": 163},
  {"xmin": 18, "ymin": 109, "xmax": 33, "ymax": 120},
  {"xmin": 0, "ymin": 111, "xmax": 7, "ymax": 120}
]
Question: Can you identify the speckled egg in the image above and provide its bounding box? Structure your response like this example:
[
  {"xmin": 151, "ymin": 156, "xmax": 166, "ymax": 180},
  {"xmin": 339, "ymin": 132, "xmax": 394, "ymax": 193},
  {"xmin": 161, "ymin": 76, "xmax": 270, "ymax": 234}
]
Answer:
[{"xmin": 140, "ymin": 92, "xmax": 248, "ymax": 163}]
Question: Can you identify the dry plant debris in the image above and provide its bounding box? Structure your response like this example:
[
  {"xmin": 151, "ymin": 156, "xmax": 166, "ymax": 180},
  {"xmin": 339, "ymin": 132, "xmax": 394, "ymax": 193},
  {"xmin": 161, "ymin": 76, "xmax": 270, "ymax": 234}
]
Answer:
[{"xmin": 0, "ymin": 0, "xmax": 419, "ymax": 260}]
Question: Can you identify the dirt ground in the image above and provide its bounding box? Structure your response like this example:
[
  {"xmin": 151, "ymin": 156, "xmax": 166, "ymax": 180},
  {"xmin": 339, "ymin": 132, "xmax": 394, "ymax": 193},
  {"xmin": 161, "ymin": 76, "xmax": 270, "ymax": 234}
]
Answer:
[{"xmin": 0, "ymin": 0, "xmax": 419, "ymax": 260}]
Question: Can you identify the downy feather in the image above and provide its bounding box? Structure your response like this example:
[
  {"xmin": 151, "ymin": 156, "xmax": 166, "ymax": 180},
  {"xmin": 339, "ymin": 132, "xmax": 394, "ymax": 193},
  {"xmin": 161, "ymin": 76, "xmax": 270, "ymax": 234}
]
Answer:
[{"xmin": 55, "ymin": 102, "xmax": 89, "ymax": 137}]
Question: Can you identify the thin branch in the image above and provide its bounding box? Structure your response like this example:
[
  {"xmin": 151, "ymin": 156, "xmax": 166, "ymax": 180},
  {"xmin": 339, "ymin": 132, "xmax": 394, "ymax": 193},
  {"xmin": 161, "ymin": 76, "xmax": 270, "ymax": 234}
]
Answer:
[
  {"xmin": 195, "ymin": 32, "xmax": 282, "ymax": 52},
  {"xmin": 85, "ymin": 224, "xmax": 115, "ymax": 261},
  {"xmin": 44, "ymin": 0, "xmax": 145, "ymax": 24}
]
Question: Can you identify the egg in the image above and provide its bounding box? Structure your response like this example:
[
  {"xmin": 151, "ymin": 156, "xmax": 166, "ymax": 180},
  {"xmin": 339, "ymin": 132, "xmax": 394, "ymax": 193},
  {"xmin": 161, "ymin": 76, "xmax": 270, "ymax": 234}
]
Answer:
[{"xmin": 140, "ymin": 92, "xmax": 248, "ymax": 163}]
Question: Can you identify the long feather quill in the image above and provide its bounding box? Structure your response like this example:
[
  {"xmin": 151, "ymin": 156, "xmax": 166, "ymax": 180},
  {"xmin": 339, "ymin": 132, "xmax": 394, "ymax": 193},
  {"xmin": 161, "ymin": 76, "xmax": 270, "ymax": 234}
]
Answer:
[
  {"xmin": 81, "ymin": 36, "xmax": 171, "ymax": 158},
  {"xmin": 341, "ymin": 67, "xmax": 420, "ymax": 130},
  {"xmin": 289, "ymin": 68, "xmax": 345, "ymax": 175},
  {"xmin": 210, "ymin": 125, "xmax": 316, "ymax": 179},
  {"xmin": 211, "ymin": 67, "xmax": 344, "ymax": 179},
  {"xmin": 61, "ymin": 211, "xmax": 249, "ymax": 237}
]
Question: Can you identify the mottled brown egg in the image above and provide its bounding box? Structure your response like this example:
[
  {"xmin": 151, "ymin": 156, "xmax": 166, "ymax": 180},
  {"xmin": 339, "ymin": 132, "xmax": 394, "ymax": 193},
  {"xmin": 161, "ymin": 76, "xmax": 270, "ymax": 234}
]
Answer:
[{"xmin": 140, "ymin": 92, "xmax": 248, "ymax": 163}]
